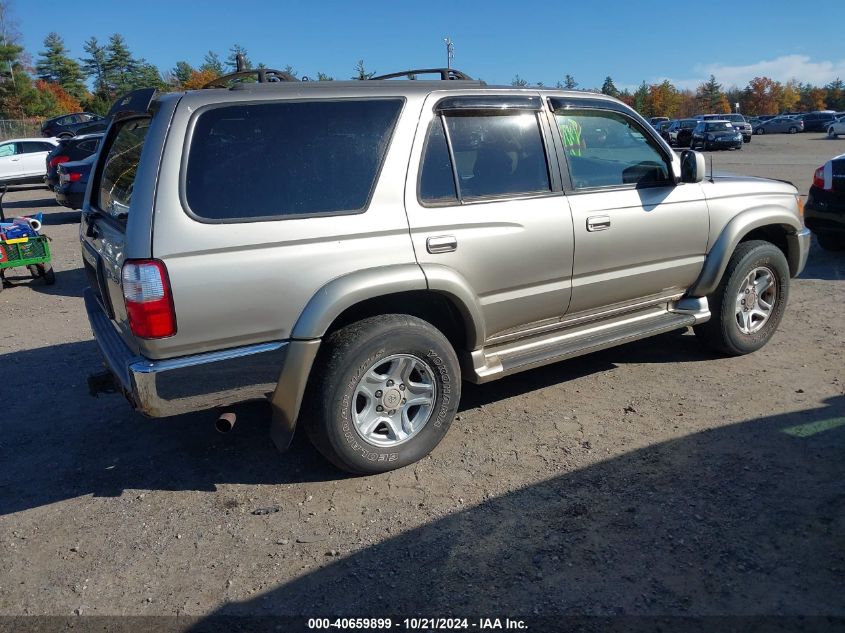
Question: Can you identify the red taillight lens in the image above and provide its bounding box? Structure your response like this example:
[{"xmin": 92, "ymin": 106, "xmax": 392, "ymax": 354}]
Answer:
[
  {"xmin": 122, "ymin": 260, "xmax": 177, "ymax": 338},
  {"xmin": 49, "ymin": 155, "xmax": 69, "ymax": 168},
  {"xmin": 67, "ymin": 171, "xmax": 82, "ymax": 182},
  {"xmin": 812, "ymin": 165, "xmax": 825, "ymax": 190}
]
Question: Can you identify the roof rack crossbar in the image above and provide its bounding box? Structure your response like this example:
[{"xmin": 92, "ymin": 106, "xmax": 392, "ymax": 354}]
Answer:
[{"xmin": 369, "ymin": 68, "xmax": 475, "ymax": 81}]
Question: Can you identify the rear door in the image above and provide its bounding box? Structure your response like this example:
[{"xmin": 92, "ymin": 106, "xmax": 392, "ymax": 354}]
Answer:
[
  {"xmin": 19, "ymin": 141, "xmax": 54, "ymax": 177},
  {"xmin": 0, "ymin": 141, "xmax": 20, "ymax": 180},
  {"xmin": 404, "ymin": 94, "xmax": 574, "ymax": 341},
  {"xmin": 549, "ymin": 99, "xmax": 709, "ymax": 314}
]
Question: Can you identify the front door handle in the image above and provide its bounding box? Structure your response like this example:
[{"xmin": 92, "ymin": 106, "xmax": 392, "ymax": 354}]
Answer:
[
  {"xmin": 586, "ymin": 215, "xmax": 611, "ymax": 232},
  {"xmin": 426, "ymin": 235, "xmax": 457, "ymax": 254}
]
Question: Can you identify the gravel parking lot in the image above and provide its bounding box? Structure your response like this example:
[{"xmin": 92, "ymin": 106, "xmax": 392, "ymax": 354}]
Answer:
[{"xmin": 0, "ymin": 133, "xmax": 843, "ymax": 622}]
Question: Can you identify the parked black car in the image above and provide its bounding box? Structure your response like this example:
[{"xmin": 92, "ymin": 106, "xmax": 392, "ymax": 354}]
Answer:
[
  {"xmin": 805, "ymin": 152, "xmax": 845, "ymax": 251},
  {"xmin": 690, "ymin": 121, "xmax": 743, "ymax": 151},
  {"xmin": 55, "ymin": 155, "xmax": 94, "ymax": 210},
  {"xmin": 700, "ymin": 113, "xmax": 752, "ymax": 143},
  {"xmin": 666, "ymin": 119, "xmax": 698, "ymax": 147},
  {"xmin": 802, "ymin": 112, "xmax": 838, "ymax": 133},
  {"xmin": 44, "ymin": 133, "xmax": 102, "ymax": 191},
  {"xmin": 41, "ymin": 112, "xmax": 106, "ymax": 139},
  {"xmin": 654, "ymin": 120, "xmax": 672, "ymax": 142}
]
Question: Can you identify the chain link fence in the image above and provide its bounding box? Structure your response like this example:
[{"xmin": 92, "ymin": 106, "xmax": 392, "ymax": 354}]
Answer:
[{"xmin": 0, "ymin": 119, "xmax": 44, "ymax": 141}]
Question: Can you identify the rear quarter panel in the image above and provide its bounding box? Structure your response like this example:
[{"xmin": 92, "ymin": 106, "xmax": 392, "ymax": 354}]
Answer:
[{"xmin": 144, "ymin": 91, "xmax": 424, "ymax": 359}]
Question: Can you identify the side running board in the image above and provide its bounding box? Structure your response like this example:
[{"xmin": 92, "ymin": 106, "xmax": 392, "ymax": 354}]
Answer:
[{"xmin": 467, "ymin": 302, "xmax": 709, "ymax": 383}]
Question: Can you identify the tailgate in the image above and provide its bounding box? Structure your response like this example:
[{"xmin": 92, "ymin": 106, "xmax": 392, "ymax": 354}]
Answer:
[{"xmin": 80, "ymin": 91, "xmax": 179, "ymax": 355}]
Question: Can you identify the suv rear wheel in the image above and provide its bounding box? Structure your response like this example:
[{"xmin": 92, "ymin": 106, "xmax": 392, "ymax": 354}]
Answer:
[
  {"xmin": 694, "ymin": 240, "xmax": 789, "ymax": 355},
  {"xmin": 304, "ymin": 314, "xmax": 460, "ymax": 474}
]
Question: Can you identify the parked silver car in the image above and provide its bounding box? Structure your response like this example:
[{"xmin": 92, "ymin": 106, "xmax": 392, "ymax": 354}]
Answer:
[
  {"xmin": 81, "ymin": 72, "xmax": 810, "ymax": 473},
  {"xmin": 754, "ymin": 116, "xmax": 804, "ymax": 134}
]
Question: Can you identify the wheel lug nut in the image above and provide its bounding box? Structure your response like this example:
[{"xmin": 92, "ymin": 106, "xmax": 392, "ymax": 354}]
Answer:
[
  {"xmin": 401, "ymin": 398, "xmax": 406, "ymax": 405},
  {"xmin": 389, "ymin": 410, "xmax": 396, "ymax": 416},
  {"xmin": 375, "ymin": 390, "xmax": 383, "ymax": 398},
  {"xmin": 376, "ymin": 405, "xmax": 384, "ymax": 412},
  {"xmin": 399, "ymin": 384, "xmax": 405, "ymax": 391},
  {"xmin": 386, "ymin": 380, "xmax": 394, "ymax": 387}
]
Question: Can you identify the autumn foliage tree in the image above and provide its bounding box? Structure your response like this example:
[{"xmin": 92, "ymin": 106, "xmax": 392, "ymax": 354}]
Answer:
[
  {"xmin": 182, "ymin": 69, "xmax": 219, "ymax": 90},
  {"xmin": 35, "ymin": 80, "xmax": 81, "ymax": 113},
  {"xmin": 742, "ymin": 77, "xmax": 783, "ymax": 115}
]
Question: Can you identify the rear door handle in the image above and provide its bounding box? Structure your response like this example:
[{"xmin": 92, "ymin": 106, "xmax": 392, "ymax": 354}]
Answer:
[
  {"xmin": 426, "ymin": 235, "xmax": 457, "ymax": 254},
  {"xmin": 586, "ymin": 215, "xmax": 611, "ymax": 232}
]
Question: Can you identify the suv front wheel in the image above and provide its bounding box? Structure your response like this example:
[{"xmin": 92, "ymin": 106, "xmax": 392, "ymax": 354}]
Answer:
[
  {"xmin": 694, "ymin": 240, "xmax": 789, "ymax": 355},
  {"xmin": 304, "ymin": 314, "xmax": 461, "ymax": 474}
]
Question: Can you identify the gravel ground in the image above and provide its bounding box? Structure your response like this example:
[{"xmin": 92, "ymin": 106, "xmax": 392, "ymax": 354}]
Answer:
[{"xmin": 0, "ymin": 133, "xmax": 843, "ymax": 623}]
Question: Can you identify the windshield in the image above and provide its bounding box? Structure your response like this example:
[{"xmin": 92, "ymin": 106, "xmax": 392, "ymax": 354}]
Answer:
[{"xmin": 706, "ymin": 122, "xmax": 733, "ymax": 131}]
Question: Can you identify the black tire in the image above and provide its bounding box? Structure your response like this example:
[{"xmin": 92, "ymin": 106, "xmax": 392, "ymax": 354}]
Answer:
[
  {"xmin": 755, "ymin": 128, "xmax": 764, "ymax": 135},
  {"xmin": 744, "ymin": 136, "xmax": 751, "ymax": 143},
  {"xmin": 694, "ymin": 240, "xmax": 789, "ymax": 356},
  {"xmin": 788, "ymin": 126, "xmax": 797, "ymax": 134},
  {"xmin": 304, "ymin": 314, "xmax": 461, "ymax": 474},
  {"xmin": 816, "ymin": 232, "xmax": 845, "ymax": 251}
]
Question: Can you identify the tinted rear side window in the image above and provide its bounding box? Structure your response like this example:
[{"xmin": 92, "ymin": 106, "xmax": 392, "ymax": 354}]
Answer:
[
  {"xmin": 185, "ymin": 99, "xmax": 403, "ymax": 221},
  {"xmin": 99, "ymin": 118, "xmax": 150, "ymax": 217}
]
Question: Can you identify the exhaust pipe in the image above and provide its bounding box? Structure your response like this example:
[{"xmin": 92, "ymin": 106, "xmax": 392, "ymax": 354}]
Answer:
[{"xmin": 215, "ymin": 412, "xmax": 237, "ymax": 433}]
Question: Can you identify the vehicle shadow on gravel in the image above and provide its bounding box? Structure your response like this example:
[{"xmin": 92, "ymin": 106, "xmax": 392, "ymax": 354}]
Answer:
[
  {"xmin": 799, "ymin": 237, "xmax": 845, "ymax": 281},
  {"xmin": 1, "ymin": 266, "xmax": 86, "ymax": 298},
  {"xmin": 195, "ymin": 395, "xmax": 845, "ymax": 620},
  {"xmin": 0, "ymin": 330, "xmax": 718, "ymax": 516}
]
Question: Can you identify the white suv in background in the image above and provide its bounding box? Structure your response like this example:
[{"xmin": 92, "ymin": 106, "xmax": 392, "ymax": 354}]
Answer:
[{"xmin": 0, "ymin": 137, "xmax": 59, "ymax": 186}]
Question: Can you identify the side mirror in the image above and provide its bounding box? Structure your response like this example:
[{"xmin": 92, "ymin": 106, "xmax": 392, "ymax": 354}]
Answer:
[{"xmin": 680, "ymin": 149, "xmax": 706, "ymax": 183}]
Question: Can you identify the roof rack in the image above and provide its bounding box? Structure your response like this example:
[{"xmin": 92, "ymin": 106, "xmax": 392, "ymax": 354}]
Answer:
[
  {"xmin": 202, "ymin": 53, "xmax": 298, "ymax": 89},
  {"xmin": 369, "ymin": 68, "xmax": 477, "ymax": 81}
]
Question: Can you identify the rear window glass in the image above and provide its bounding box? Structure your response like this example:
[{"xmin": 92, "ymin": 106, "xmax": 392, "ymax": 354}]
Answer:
[
  {"xmin": 98, "ymin": 118, "xmax": 150, "ymax": 217},
  {"xmin": 185, "ymin": 99, "xmax": 403, "ymax": 221}
]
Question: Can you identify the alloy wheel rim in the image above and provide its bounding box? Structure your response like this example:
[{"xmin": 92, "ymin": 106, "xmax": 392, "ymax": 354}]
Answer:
[
  {"xmin": 351, "ymin": 353, "xmax": 437, "ymax": 447},
  {"xmin": 734, "ymin": 266, "xmax": 777, "ymax": 334}
]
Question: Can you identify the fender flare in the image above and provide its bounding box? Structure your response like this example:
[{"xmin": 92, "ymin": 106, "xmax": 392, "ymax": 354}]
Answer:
[
  {"xmin": 290, "ymin": 264, "xmax": 428, "ymax": 340},
  {"xmin": 688, "ymin": 206, "xmax": 802, "ymax": 297}
]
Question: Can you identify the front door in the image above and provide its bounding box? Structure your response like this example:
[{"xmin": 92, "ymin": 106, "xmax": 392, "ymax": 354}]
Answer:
[
  {"xmin": 404, "ymin": 94, "xmax": 574, "ymax": 342},
  {"xmin": 549, "ymin": 101, "xmax": 709, "ymax": 314}
]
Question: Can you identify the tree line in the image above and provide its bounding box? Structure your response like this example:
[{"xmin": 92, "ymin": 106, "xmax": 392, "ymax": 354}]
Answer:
[
  {"xmin": 0, "ymin": 2, "xmax": 842, "ymax": 121},
  {"xmin": 514, "ymin": 73, "xmax": 845, "ymax": 118}
]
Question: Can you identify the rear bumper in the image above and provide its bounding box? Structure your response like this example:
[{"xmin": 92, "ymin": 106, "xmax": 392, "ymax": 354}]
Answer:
[
  {"xmin": 805, "ymin": 187, "xmax": 845, "ymax": 234},
  {"xmin": 56, "ymin": 188, "xmax": 83, "ymax": 210},
  {"xmin": 84, "ymin": 288, "xmax": 288, "ymax": 417}
]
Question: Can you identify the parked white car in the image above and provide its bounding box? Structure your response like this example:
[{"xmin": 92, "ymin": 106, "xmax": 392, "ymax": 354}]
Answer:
[
  {"xmin": 0, "ymin": 137, "xmax": 59, "ymax": 185},
  {"xmin": 827, "ymin": 117, "xmax": 845, "ymax": 139}
]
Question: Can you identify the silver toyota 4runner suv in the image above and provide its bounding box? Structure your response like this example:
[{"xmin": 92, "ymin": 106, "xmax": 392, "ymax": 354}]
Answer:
[{"xmin": 82, "ymin": 71, "xmax": 810, "ymax": 474}]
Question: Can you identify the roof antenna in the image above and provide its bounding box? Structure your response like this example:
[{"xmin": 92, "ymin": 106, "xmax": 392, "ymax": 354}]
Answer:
[{"xmin": 709, "ymin": 153, "xmax": 714, "ymax": 183}]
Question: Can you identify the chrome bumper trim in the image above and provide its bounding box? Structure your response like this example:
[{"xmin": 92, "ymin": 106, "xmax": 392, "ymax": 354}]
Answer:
[{"xmin": 85, "ymin": 289, "xmax": 288, "ymax": 417}]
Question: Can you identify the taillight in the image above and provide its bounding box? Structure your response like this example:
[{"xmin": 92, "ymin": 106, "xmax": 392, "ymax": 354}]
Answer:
[
  {"xmin": 121, "ymin": 260, "xmax": 177, "ymax": 338},
  {"xmin": 67, "ymin": 171, "xmax": 82, "ymax": 182},
  {"xmin": 812, "ymin": 165, "xmax": 826, "ymax": 190},
  {"xmin": 49, "ymin": 155, "xmax": 69, "ymax": 168}
]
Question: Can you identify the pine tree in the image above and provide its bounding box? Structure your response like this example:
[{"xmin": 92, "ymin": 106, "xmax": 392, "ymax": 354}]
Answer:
[
  {"xmin": 696, "ymin": 74, "xmax": 724, "ymax": 113},
  {"xmin": 601, "ymin": 76, "xmax": 620, "ymax": 98},
  {"xmin": 316, "ymin": 72, "xmax": 334, "ymax": 81},
  {"xmin": 633, "ymin": 81, "xmax": 649, "ymax": 114},
  {"xmin": 104, "ymin": 34, "xmax": 136, "ymax": 94},
  {"xmin": 227, "ymin": 44, "xmax": 251, "ymax": 72},
  {"xmin": 171, "ymin": 60, "xmax": 194, "ymax": 86},
  {"xmin": 81, "ymin": 37, "xmax": 108, "ymax": 95},
  {"xmin": 200, "ymin": 51, "xmax": 224, "ymax": 76},
  {"xmin": 563, "ymin": 74, "xmax": 577, "ymax": 90},
  {"xmin": 511, "ymin": 74, "xmax": 528, "ymax": 87},
  {"xmin": 353, "ymin": 59, "xmax": 375, "ymax": 80},
  {"xmin": 35, "ymin": 32, "xmax": 86, "ymax": 98}
]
